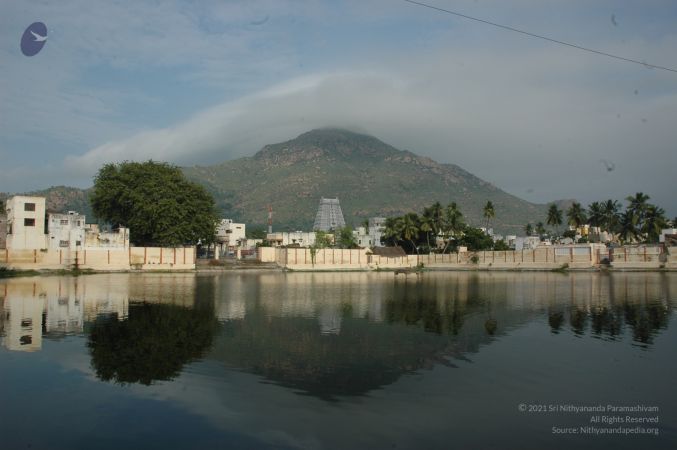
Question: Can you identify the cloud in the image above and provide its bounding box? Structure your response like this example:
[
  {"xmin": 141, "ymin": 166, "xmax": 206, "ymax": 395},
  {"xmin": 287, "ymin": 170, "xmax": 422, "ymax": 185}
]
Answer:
[
  {"xmin": 62, "ymin": 33, "xmax": 677, "ymax": 213},
  {"xmin": 3, "ymin": 0, "xmax": 676, "ymax": 214}
]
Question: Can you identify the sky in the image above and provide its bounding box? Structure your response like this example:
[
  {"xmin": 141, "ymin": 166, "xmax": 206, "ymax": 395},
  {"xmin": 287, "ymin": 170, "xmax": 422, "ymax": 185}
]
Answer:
[{"xmin": 1, "ymin": 0, "xmax": 676, "ymax": 215}]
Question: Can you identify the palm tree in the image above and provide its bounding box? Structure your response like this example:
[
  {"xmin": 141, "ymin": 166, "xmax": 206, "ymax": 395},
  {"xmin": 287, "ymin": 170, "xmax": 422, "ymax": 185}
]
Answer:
[
  {"xmin": 524, "ymin": 223, "xmax": 533, "ymax": 236},
  {"xmin": 535, "ymin": 221, "xmax": 546, "ymax": 237},
  {"xmin": 419, "ymin": 212, "xmax": 434, "ymax": 252},
  {"xmin": 546, "ymin": 204, "xmax": 563, "ymax": 237},
  {"xmin": 626, "ymin": 192, "xmax": 650, "ymax": 232},
  {"xmin": 642, "ymin": 205, "xmax": 667, "ymax": 243},
  {"xmin": 483, "ymin": 201, "xmax": 495, "ymax": 229},
  {"xmin": 428, "ymin": 201, "xmax": 444, "ymax": 235},
  {"xmin": 587, "ymin": 201, "xmax": 604, "ymax": 227},
  {"xmin": 601, "ymin": 199, "xmax": 621, "ymax": 233},
  {"xmin": 383, "ymin": 217, "xmax": 402, "ymax": 247},
  {"xmin": 361, "ymin": 218, "xmax": 370, "ymax": 234},
  {"xmin": 401, "ymin": 213, "xmax": 420, "ymax": 254},
  {"xmin": 566, "ymin": 202, "xmax": 587, "ymax": 229},
  {"xmin": 618, "ymin": 210, "xmax": 638, "ymax": 244},
  {"xmin": 443, "ymin": 202, "xmax": 464, "ymax": 253}
]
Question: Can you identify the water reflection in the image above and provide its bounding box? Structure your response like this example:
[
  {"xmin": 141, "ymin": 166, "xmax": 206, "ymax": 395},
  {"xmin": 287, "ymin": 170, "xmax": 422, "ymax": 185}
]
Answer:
[{"xmin": 0, "ymin": 272, "xmax": 674, "ymax": 398}]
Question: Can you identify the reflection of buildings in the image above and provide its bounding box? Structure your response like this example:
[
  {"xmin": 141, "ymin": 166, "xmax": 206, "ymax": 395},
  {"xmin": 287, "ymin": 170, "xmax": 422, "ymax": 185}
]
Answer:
[{"xmin": 1, "ymin": 276, "xmax": 131, "ymax": 352}]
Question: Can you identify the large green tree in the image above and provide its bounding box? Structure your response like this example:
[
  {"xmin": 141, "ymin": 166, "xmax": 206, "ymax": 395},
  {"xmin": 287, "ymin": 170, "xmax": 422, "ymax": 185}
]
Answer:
[{"xmin": 91, "ymin": 161, "xmax": 219, "ymax": 246}]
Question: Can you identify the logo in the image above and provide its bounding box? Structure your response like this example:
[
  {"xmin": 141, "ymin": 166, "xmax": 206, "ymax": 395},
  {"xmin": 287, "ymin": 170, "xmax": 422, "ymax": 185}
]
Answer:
[{"xmin": 21, "ymin": 22, "xmax": 48, "ymax": 57}]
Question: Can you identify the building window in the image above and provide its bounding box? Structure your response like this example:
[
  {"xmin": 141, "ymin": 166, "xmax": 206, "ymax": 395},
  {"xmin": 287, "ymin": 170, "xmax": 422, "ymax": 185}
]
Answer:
[
  {"xmin": 60, "ymin": 219, "xmax": 69, "ymax": 225},
  {"xmin": 24, "ymin": 203, "xmax": 36, "ymax": 212},
  {"xmin": 24, "ymin": 218, "xmax": 35, "ymax": 226},
  {"xmin": 59, "ymin": 240, "xmax": 69, "ymax": 247},
  {"xmin": 75, "ymin": 241, "xmax": 81, "ymax": 246}
]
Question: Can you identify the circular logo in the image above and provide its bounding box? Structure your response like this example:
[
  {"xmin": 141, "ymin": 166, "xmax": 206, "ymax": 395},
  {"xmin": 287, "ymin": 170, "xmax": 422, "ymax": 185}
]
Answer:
[{"xmin": 21, "ymin": 22, "xmax": 48, "ymax": 57}]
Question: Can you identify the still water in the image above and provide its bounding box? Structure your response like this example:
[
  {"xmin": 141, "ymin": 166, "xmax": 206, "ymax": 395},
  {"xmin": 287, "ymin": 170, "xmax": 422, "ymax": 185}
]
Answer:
[{"xmin": 0, "ymin": 272, "xmax": 675, "ymax": 449}]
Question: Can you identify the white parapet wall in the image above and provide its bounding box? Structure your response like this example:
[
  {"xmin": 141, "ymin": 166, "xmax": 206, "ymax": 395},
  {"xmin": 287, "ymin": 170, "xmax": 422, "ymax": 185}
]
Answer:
[
  {"xmin": 255, "ymin": 244, "xmax": 676, "ymax": 271},
  {"xmin": 0, "ymin": 247, "xmax": 196, "ymax": 271}
]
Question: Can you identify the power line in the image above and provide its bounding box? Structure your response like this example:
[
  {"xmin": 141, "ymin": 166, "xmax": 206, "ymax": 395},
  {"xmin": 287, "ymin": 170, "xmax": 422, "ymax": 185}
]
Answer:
[{"xmin": 403, "ymin": 0, "xmax": 677, "ymax": 73}]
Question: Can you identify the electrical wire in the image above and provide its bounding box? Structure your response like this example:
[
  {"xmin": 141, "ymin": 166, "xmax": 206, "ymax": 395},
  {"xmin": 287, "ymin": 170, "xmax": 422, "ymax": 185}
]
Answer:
[{"xmin": 403, "ymin": 0, "xmax": 677, "ymax": 73}]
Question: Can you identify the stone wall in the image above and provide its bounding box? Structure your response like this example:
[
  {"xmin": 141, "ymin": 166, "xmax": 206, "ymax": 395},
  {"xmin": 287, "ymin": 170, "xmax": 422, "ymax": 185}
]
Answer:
[{"xmin": 0, "ymin": 247, "xmax": 196, "ymax": 271}]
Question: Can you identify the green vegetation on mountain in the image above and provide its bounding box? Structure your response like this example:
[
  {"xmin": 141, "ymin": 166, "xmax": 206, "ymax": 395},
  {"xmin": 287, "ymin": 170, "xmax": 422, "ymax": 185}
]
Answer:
[{"xmin": 183, "ymin": 128, "xmax": 550, "ymax": 234}]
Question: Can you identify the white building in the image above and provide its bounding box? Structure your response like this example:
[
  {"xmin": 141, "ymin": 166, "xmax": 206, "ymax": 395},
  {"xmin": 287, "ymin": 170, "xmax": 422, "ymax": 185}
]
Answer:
[
  {"xmin": 514, "ymin": 236, "xmax": 542, "ymax": 250},
  {"xmin": 47, "ymin": 211, "xmax": 86, "ymax": 249},
  {"xmin": 4, "ymin": 195, "xmax": 129, "ymax": 251},
  {"xmin": 354, "ymin": 217, "xmax": 386, "ymax": 248},
  {"xmin": 216, "ymin": 219, "xmax": 246, "ymax": 255},
  {"xmin": 267, "ymin": 231, "xmax": 317, "ymax": 247},
  {"xmin": 5, "ymin": 196, "xmax": 47, "ymax": 250}
]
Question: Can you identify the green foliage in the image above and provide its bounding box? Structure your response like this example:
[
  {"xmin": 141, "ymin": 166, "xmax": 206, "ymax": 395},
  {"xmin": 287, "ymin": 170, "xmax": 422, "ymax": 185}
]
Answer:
[
  {"xmin": 336, "ymin": 226, "xmax": 358, "ymax": 249},
  {"xmin": 524, "ymin": 223, "xmax": 533, "ymax": 236},
  {"xmin": 90, "ymin": 161, "xmax": 219, "ymax": 246},
  {"xmin": 246, "ymin": 226, "xmax": 267, "ymax": 239},
  {"xmin": 88, "ymin": 301, "xmax": 220, "ymax": 385},
  {"xmin": 314, "ymin": 231, "xmax": 332, "ymax": 248},
  {"xmin": 566, "ymin": 202, "xmax": 587, "ymax": 228},
  {"xmin": 546, "ymin": 203, "xmax": 563, "ymax": 233},
  {"xmin": 483, "ymin": 201, "xmax": 495, "ymax": 228},
  {"xmin": 457, "ymin": 226, "xmax": 494, "ymax": 251},
  {"xmin": 493, "ymin": 240, "xmax": 510, "ymax": 251},
  {"xmin": 562, "ymin": 229, "xmax": 577, "ymax": 239}
]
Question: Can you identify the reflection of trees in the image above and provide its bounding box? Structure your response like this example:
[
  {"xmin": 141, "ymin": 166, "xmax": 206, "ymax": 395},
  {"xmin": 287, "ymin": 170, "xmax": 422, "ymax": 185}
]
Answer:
[
  {"xmin": 569, "ymin": 308, "xmax": 588, "ymax": 336},
  {"xmin": 88, "ymin": 295, "xmax": 219, "ymax": 385},
  {"xmin": 548, "ymin": 310, "xmax": 565, "ymax": 333},
  {"xmin": 624, "ymin": 302, "xmax": 670, "ymax": 345},
  {"xmin": 559, "ymin": 301, "xmax": 670, "ymax": 346}
]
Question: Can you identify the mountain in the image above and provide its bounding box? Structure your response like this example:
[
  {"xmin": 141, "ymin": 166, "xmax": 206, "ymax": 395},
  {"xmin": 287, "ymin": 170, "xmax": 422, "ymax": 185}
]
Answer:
[
  {"xmin": 3, "ymin": 129, "xmax": 563, "ymax": 234},
  {"xmin": 182, "ymin": 128, "xmax": 550, "ymax": 234}
]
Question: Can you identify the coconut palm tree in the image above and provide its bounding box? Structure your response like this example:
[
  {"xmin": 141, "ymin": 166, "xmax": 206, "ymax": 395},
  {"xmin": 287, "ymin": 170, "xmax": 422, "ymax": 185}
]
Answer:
[
  {"xmin": 566, "ymin": 202, "xmax": 587, "ymax": 229},
  {"xmin": 626, "ymin": 192, "xmax": 650, "ymax": 231},
  {"xmin": 401, "ymin": 213, "xmax": 420, "ymax": 254},
  {"xmin": 419, "ymin": 212, "xmax": 434, "ymax": 252},
  {"xmin": 383, "ymin": 217, "xmax": 402, "ymax": 247},
  {"xmin": 587, "ymin": 201, "xmax": 604, "ymax": 227},
  {"xmin": 642, "ymin": 205, "xmax": 667, "ymax": 243},
  {"xmin": 601, "ymin": 199, "xmax": 621, "ymax": 233},
  {"xmin": 483, "ymin": 201, "xmax": 495, "ymax": 229},
  {"xmin": 535, "ymin": 221, "xmax": 546, "ymax": 237},
  {"xmin": 524, "ymin": 223, "xmax": 533, "ymax": 236},
  {"xmin": 617, "ymin": 210, "xmax": 638, "ymax": 244},
  {"xmin": 546, "ymin": 204, "xmax": 563, "ymax": 237},
  {"xmin": 443, "ymin": 202, "xmax": 464, "ymax": 253}
]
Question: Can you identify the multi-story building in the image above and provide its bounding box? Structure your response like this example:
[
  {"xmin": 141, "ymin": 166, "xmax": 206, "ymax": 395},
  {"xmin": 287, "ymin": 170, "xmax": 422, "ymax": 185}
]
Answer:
[
  {"xmin": 4, "ymin": 195, "xmax": 129, "ymax": 250},
  {"xmin": 5, "ymin": 196, "xmax": 47, "ymax": 250},
  {"xmin": 266, "ymin": 231, "xmax": 318, "ymax": 247},
  {"xmin": 216, "ymin": 219, "xmax": 246, "ymax": 256},
  {"xmin": 47, "ymin": 211, "xmax": 86, "ymax": 249},
  {"xmin": 354, "ymin": 217, "xmax": 386, "ymax": 248}
]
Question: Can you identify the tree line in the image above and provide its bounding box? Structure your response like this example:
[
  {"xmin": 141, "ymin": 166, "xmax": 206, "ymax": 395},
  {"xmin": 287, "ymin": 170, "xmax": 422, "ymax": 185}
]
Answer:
[
  {"xmin": 381, "ymin": 201, "xmax": 504, "ymax": 254},
  {"xmin": 530, "ymin": 193, "xmax": 674, "ymax": 244}
]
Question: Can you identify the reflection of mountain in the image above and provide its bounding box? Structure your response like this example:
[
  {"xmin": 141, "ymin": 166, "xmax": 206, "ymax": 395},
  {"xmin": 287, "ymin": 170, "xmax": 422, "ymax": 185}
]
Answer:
[{"xmin": 206, "ymin": 273, "xmax": 542, "ymax": 399}]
